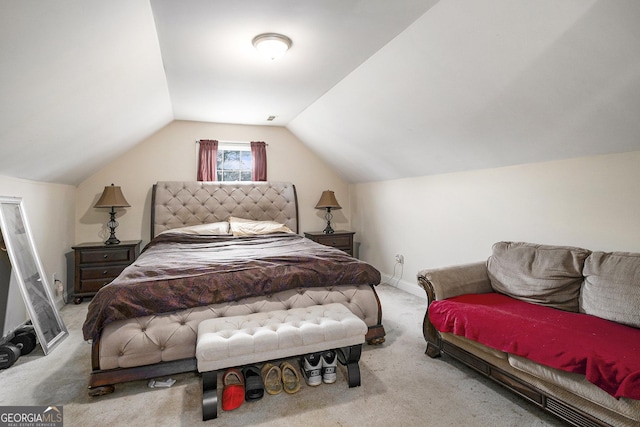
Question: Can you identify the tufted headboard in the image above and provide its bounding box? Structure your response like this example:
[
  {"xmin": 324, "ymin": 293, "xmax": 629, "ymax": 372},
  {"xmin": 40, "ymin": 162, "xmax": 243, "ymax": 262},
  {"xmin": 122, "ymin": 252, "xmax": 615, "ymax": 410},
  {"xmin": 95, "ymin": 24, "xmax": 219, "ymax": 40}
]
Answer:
[{"xmin": 151, "ymin": 181, "xmax": 299, "ymax": 238}]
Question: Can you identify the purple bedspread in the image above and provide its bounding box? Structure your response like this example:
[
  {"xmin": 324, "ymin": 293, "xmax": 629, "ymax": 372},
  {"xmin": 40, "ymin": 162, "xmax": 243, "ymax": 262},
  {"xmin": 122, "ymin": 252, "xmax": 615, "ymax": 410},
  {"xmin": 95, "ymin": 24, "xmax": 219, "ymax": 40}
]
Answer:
[{"xmin": 82, "ymin": 233, "xmax": 380, "ymax": 340}]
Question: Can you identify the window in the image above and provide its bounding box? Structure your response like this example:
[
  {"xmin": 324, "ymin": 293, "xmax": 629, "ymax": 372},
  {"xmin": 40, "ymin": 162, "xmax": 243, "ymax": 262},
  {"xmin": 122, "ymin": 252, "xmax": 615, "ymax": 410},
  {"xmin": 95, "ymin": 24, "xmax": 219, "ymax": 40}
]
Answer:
[
  {"xmin": 197, "ymin": 140, "xmax": 266, "ymax": 182},
  {"xmin": 216, "ymin": 143, "xmax": 252, "ymax": 182}
]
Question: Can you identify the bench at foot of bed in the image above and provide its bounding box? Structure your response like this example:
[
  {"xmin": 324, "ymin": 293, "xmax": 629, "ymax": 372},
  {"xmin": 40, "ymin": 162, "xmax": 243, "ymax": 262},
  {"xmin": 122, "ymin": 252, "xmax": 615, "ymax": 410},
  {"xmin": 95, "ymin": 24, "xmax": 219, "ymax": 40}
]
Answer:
[{"xmin": 196, "ymin": 303, "xmax": 368, "ymax": 421}]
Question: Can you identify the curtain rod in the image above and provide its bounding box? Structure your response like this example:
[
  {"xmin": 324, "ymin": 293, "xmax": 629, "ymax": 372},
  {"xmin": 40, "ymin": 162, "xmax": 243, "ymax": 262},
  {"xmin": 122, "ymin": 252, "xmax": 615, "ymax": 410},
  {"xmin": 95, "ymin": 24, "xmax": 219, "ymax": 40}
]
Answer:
[{"xmin": 195, "ymin": 140, "xmax": 268, "ymax": 146}]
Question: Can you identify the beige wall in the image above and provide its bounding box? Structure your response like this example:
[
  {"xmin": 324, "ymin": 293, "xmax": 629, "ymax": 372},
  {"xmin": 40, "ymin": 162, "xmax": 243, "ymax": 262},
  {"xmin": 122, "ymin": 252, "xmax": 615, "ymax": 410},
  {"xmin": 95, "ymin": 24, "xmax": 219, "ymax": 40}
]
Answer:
[
  {"xmin": 76, "ymin": 120, "xmax": 350, "ymax": 246},
  {"xmin": 352, "ymin": 151, "xmax": 640, "ymax": 296},
  {"xmin": 0, "ymin": 175, "xmax": 75, "ymax": 312}
]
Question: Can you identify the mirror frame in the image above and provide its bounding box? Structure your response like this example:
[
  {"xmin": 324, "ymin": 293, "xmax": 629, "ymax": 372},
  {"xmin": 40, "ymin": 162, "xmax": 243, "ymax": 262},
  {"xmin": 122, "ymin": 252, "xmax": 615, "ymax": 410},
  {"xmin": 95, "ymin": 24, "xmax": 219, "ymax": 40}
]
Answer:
[{"xmin": 0, "ymin": 196, "xmax": 68, "ymax": 354}]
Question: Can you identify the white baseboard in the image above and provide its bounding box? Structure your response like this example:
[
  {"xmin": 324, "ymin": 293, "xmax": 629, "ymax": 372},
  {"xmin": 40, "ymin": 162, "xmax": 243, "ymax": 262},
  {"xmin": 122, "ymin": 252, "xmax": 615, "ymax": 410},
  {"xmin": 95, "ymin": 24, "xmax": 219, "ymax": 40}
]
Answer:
[{"xmin": 380, "ymin": 274, "xmax": 424, "ymax": 298}]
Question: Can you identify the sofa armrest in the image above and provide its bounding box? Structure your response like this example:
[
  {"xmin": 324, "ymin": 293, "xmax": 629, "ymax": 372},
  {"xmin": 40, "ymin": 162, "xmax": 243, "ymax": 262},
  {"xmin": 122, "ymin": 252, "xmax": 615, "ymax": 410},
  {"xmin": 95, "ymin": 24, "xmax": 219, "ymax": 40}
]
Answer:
[
  {"xmin": 417, "ymin": 261, "xmax": 491, "ymax": 301},
  {"xmin": 417, "ymin": 261, "xmax": 491, "ymax": 358}
]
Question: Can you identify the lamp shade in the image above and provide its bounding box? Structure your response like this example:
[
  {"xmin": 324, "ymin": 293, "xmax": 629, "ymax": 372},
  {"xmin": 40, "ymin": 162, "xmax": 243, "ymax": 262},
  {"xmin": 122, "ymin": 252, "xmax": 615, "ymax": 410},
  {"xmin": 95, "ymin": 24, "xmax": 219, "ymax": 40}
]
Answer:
[
  {"xmin": 94, "ymin": 184, "xmax": 130, "ymax": 208},
  {"xmin": 315, "ymin": 191, "xmax": 341, "ymax": 210}
]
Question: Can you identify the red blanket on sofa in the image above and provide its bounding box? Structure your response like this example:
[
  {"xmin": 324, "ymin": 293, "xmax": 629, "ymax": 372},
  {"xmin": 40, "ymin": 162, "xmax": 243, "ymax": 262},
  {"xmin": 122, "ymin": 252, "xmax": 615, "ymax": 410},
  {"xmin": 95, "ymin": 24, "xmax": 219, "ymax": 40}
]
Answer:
[{"xmin": 429, "ymin": 292, "xmax": 640, "ymax": 400}]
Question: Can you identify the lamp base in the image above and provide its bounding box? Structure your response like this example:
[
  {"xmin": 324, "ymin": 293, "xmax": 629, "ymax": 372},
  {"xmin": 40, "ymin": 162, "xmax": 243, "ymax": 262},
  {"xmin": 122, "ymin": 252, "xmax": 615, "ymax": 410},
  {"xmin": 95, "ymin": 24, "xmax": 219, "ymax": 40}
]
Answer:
[
  {"xmin": 323, "ymin": 208, "xmax": 335, "ymax": 234},
  {"xmin": 104, "ymin": 208, "xmax": 121, "ymax": 245},
  {"xmin": 104, "ymin": 236, "xmax": 120, "ymax": 245},
  {"xmin": 322, "ymin": 224, "xmax": 335, "ymax": 234}
]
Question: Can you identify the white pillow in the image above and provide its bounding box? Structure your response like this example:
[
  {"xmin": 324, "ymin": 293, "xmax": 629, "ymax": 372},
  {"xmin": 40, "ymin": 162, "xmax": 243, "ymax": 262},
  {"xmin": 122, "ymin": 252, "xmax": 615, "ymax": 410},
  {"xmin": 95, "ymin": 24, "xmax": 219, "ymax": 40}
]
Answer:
[
  {"xmin": 160, "ymin": 221, "xmax": 230, "ymax": 236},
  {"xmin": 229, "ymin": 216, "xmax": 293, "ymax": 236}
]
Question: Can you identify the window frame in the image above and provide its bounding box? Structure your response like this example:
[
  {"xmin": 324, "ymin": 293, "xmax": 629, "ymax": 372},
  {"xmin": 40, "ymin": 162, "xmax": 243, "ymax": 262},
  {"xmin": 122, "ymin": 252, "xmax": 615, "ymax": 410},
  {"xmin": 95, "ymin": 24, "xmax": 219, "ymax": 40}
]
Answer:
[{"xmin": 216, "ymin": 142, "xmax": 252, "ymax": 182}]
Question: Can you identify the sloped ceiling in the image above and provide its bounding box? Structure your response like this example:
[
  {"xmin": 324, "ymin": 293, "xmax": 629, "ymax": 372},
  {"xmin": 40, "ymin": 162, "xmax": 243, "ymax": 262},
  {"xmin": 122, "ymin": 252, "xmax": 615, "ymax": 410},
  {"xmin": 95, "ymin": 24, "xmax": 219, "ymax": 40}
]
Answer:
[
  {"xmin": 2, "ymin": 1, "xmax": 640, "ymax": 186},
  {"xmin": 290, "ymin": 0, "xmax": 640, "ymax": 182},
  {"xmin": 0, "ymin": 1, "xmax": 173, "ymax": 185}
]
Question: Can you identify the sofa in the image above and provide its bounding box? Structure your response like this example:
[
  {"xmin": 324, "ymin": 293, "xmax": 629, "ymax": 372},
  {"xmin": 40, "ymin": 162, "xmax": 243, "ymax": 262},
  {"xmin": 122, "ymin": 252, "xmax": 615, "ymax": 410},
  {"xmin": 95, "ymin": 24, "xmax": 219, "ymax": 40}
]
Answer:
[{"xmin": 417, "ymin": 241, "xmax": 640, "ymax": 427}]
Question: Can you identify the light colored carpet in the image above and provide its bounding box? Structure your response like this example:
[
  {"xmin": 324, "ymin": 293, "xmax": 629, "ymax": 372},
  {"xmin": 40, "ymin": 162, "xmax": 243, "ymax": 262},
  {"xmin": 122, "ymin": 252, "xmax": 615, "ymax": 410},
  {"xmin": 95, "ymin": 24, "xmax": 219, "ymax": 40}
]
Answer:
[{"xmin": 0, "ymin": 284, "xmax": 564, "ymax": 426}]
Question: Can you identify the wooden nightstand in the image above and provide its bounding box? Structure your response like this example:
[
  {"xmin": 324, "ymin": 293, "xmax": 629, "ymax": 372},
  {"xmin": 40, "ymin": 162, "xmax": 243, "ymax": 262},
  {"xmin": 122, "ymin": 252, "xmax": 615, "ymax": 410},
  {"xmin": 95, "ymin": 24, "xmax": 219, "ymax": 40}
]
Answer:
[
  {"xmin": 304, "ymin": 231, "xmax": 355, "ymax": 256},
  {"xmin": 71, "ymin": 240, "xmax": 141, "ymax": 304}
]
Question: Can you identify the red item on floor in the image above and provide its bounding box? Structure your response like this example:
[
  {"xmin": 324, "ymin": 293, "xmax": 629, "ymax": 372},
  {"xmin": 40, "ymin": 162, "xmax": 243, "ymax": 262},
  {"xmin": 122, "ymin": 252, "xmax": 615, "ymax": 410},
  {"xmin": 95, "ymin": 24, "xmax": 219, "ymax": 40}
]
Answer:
[{"xmin": 221, "ymin": 368, "xmax": 245, "ymax": 411}]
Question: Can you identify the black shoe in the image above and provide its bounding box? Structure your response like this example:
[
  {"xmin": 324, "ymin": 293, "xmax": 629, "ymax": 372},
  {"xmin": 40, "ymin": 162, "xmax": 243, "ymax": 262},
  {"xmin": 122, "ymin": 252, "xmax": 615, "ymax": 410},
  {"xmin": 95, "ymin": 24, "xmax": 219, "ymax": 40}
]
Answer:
[{"xmin": 242, "ymin": 365, "xmax": 264, "ymax": 401}]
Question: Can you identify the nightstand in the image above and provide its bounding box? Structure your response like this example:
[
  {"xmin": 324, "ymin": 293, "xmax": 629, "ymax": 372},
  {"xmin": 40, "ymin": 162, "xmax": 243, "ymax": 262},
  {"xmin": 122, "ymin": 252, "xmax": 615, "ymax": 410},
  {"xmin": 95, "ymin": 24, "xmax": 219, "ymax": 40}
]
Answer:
[
  {"xmin": 71, "ymin": 240, "xmax": 141, "ymax": 304},
  {"xmin": 304, "ymin": 230, "xmax": 355, "ymax": 256}
]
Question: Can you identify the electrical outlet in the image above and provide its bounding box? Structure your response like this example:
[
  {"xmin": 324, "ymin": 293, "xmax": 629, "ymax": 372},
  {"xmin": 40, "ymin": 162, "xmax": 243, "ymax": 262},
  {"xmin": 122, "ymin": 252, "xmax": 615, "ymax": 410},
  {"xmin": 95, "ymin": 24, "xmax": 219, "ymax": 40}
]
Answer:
[
  {"xmin": 52, "ymin": 273, "xmax": 64, "ymax": 295},
  {"xmin": 395, "ymin": 254, "xmax": 404, "ymax": 264}
]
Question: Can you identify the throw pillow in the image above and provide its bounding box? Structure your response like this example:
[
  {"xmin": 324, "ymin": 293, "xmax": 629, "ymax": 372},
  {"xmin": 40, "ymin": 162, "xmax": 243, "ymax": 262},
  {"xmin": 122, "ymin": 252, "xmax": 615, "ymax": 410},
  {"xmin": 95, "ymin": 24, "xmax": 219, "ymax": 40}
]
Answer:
[
  {"xmin": 159, "ymin": 221, "xmax": 230, "ymax": 236},
  {"xmin": 229, "ymin": 216, "xmax": 293, "ymax": 237},
  {"xmin": 487, "ymin": 241, "xmax": 591, "ymax": 312},
  {"xmin": 581, "ymin": 251, "xmax": 640, "ymax": 328}
]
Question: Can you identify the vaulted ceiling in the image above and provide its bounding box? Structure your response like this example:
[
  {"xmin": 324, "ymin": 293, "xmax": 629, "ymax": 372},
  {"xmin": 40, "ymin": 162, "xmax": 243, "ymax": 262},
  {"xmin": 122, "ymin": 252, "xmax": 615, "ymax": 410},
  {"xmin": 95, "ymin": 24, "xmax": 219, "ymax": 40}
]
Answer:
[{"xmin": 2, "ymin": 1, "xmax": 640, "ymax": 186}]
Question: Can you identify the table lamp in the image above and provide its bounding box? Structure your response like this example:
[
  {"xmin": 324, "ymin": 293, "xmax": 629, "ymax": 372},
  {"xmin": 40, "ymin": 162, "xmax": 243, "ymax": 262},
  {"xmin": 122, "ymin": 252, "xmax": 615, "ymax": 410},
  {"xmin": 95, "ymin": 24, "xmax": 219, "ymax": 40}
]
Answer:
[
  {"xmin": 315, "ymin": 190, "xmax": 341, "ymax": 234},
  {"xmin": 94, "ymin": 184, "xmax": 130, "ymax": 245}
]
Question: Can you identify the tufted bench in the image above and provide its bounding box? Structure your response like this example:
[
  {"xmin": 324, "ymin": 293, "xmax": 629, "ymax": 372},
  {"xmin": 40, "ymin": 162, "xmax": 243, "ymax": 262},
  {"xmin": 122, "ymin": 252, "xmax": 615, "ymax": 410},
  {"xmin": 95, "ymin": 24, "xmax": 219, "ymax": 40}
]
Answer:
[{"xmin": 195, "ymin": 303, "xmax": 368, "ymax": 420}]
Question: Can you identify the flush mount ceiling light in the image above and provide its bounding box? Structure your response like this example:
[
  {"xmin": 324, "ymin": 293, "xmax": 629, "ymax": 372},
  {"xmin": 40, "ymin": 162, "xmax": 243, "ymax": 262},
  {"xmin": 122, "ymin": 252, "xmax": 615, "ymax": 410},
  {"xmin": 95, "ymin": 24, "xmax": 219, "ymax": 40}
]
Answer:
[{"xmin": 252, "ymin": 33, "xmax": 292, "ymax": 60}]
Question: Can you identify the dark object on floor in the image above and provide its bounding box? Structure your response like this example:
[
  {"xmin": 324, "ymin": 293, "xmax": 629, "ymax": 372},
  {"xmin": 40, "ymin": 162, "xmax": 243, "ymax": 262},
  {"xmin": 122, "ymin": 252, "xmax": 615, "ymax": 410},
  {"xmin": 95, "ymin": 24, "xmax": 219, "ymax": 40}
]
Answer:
[
  {"xmin": 242, "ymin": 365, "xmax": 264, "ymax": 402},
  {"xmin": 0, "ymin": 343, "xmax": 21, "ymax": 369},
  {"xmin": 0, "ymin": 329, "xmax": 37, "ymax": 370},
  {"xmin": 11, "ymin": 330, "xmax": 37, "ymax": 355}
]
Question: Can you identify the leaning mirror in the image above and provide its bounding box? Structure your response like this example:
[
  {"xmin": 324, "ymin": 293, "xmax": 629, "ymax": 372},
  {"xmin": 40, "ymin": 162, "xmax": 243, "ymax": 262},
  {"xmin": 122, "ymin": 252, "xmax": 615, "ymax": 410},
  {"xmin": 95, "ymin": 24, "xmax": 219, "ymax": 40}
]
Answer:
[{"xmin": 0, "ymin": 197, "xmax": 68, "ymax": 354}]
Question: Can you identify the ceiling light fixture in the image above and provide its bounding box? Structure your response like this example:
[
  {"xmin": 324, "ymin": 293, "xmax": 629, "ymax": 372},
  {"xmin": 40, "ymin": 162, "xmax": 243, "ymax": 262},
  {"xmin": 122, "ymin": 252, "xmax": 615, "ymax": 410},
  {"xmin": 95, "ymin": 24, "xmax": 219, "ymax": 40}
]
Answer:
[{"xmin": 252, "ymin": 33, "xmax": 292, "ymax": 60}]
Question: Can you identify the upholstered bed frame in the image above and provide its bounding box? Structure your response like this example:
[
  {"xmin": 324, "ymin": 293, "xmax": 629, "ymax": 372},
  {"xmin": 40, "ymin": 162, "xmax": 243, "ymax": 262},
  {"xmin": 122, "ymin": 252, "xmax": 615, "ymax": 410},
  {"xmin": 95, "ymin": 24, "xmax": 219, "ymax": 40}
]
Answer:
[
  {"xmin": 151, "ymin": 181, "xmax": 299, "ymax": 237},
  {"xmin": 87, "ymin": 181, "xmax": 385, "ymax": 396}
]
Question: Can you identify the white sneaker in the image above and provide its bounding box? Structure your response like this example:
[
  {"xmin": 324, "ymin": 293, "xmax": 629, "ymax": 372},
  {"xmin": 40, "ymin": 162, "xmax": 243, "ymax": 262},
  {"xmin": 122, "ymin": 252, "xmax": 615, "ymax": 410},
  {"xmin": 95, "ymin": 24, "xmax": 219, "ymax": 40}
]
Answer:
[
  {"xmin": 321, "ymin": 350, "xmax": 337, "ymax": 384},
  {"xmin": 301, "ymin": 352, "xmax": 322, "ymax": 386}
]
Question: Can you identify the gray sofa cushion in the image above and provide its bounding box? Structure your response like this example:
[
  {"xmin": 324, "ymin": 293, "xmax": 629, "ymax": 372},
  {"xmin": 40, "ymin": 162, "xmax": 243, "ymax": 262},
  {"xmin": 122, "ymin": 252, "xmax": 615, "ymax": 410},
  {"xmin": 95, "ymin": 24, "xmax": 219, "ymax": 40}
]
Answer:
[
  {"xmin": 487, "ymin": 241, "xmax": 591, "ymax": 312},
  {"xmin": 582, "ymin": 251, "xmax": 640, "ymax": 328}
]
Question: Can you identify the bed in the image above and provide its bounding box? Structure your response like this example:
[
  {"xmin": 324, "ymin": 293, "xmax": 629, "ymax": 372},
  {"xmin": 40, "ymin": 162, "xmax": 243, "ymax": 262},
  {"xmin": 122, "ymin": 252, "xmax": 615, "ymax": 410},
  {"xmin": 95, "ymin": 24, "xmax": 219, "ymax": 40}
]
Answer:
[{"xmin": 83, "ymin": 181, "xmax": 385, "ymax": 396}]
